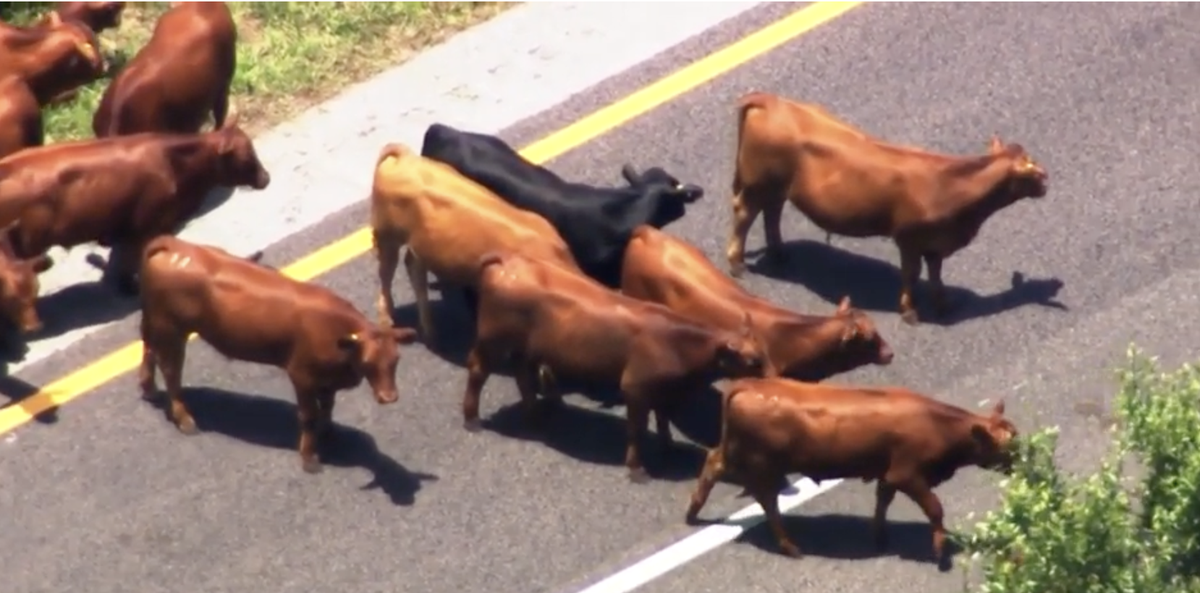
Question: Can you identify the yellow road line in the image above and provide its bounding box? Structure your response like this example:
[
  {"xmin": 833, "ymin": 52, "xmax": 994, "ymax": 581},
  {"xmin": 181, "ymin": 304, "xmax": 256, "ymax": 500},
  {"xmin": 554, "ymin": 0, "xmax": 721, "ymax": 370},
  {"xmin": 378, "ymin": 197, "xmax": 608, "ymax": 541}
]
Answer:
[{"xmin": 0, "ymin": 1, "xmax": 863, "ymax": 435}]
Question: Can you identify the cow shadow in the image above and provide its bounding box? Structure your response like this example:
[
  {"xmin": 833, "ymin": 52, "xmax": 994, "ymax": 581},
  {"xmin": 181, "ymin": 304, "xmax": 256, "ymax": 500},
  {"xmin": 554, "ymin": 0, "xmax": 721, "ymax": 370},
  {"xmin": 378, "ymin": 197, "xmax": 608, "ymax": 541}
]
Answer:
[
  {"xmin": 0, "ymin": 367, "xmax": 57, "ymax": 425},
  {"xmin": 152, "ymin": 387, "xmax": 438, "ymax": 506},
  {"xmin": 390, "ymin": 295, "xmax": 474, "ymax": 368},
  {"xmin": 183, "ymin": 185, "xmax": 239, "ymax": 224},
  {"xmin": 729, "ymin": 512, "xmax": 962, "ymax": 571},
  {"xmin": 481, "ymin": 387, "xmax": 720, "ymax": 482},
  {"xmin": 747, "ymin": 240, "xmax": 1068, "ymax": 325},
  {"xmin": 30, "ymin": 280, "xmax": 141, "ymax": 342}
]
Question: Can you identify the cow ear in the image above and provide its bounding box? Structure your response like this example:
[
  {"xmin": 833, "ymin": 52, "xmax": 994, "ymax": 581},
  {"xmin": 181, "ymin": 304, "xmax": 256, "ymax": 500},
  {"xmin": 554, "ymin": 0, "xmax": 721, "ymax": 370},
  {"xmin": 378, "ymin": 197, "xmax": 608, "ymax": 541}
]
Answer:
[
  {"xmin": 46, "ymin": 11, "xmax": 63, "ymax": 26},
  {"xmin": 30, "ymin": 255, "xmax": 54, "ymax": 274},
  {"xmin": 336, "ymin": 332, "xmax": 362, "ymax": 352},
  {"xmin": 988, "ymin": 134, "xmax": 1004, "ymax": 154},
  {"xmin": 620, "ymin": 163, "xmax": 642, "ymax": 186},
  {"xmin": 391, "ymin": 326, "xmax": 418, "ymax": 345},
  {"xmin": 836, "ymin": 295, "xmax": 852, "ymax": 315}
]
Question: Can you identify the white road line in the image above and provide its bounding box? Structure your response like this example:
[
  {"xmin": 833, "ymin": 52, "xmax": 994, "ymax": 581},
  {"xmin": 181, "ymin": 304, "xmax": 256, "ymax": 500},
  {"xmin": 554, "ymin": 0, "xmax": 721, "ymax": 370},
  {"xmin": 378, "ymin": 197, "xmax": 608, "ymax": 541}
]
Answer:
[{"xmin": 574, "ymin": 477, "xmax": 844, "ymax": 593}]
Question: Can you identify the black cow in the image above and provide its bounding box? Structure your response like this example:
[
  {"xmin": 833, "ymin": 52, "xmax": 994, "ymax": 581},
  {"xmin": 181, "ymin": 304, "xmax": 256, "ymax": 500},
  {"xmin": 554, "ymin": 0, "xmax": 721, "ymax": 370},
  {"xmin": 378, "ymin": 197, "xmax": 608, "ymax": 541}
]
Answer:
[{"xmin": 420, "ymin": 122, "xmax": 704, "ymax": 289}]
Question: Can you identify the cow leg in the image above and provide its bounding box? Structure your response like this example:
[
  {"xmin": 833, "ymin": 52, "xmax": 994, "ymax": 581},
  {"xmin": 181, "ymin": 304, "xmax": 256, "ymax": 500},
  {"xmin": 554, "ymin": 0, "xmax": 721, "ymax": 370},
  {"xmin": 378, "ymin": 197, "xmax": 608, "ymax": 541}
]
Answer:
[
  {"xmin": 293, "ymin": 385, "xmax": 324, "ymax": 474},
  {"xmin": 923, "ymin": 253, "xmax": 950, "ymax": 317},
  {"xmin": 751, "ymin": 478, "xmax": 802, "ymax": 558},
  {"xmin": 896, "ymin": 244, "xmax": 923, "ymax": 325},
  {"xmin": 898, "ymin": 480, "xmax": 947, "ymax": 563},
  {"xmin": 685, "ymin": 446, "xmax": 726, "ymax": 524},
  {"xmin": 460, "ymin": 287, "xmax": 480, "ymax": 325},
  {"xmin": 403, "ymin": 248, "xmax": 437, "ymax": 342},
  {"xmin": 462, "ymin": 344, "xmax": 492, "ymax": 432},
  {"xmin": 537, "ymin": 364, "xmax": 562, "ymax": 407},
  {"xmin": 760, "ymin": 197, "xmax": 787, "ymax": 264},
  {"xmin": 726, "ymin": 190, "xmax": 763, "ymax": 278},
  {"xmin": 371, "ymin": 230, "xmax": 401, "ymax": 327},
  {"xmin": 212, "ymin": 85, "xmax": 230, "ymax": 130},
  {"xmin": 316, "ymin": 391, "xmax": 337, "ymax": 441},
  {"xmin": 156, "ymin": 337, "xmax": 197, "ymax": 436},
  {"xmin": 514, "ymin": 361, "xmax": 544, "ymax": 428},
  {"xmin": 104, "ymin": 241, "xmax": 141, "ymax": 297},
  {"xmin": 654, "ymin": 405, "xmax": 674, "ymax": 452},
  {"xmin": 137, "ymin": 340, "xmax": 162, "ymax": 403},
  {"xmin": 623, "ymin": 399, "xmax": 652, "ymax": 484},
  {"xmin": 872, "ymin": 481, "xmax": 898, "ymax": 550}
]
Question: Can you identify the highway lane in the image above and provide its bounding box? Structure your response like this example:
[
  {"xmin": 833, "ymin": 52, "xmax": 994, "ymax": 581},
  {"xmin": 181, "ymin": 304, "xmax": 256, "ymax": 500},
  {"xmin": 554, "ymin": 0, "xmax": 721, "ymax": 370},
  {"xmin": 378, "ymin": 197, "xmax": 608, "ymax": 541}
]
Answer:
[
  {"xmin": 0, "ymin": 4, "xmax": 823, "ymax": 593},
  {"xmin": 2, "ymin": 3, "xmax": 1198, "ymax": 593},
  {"xmin": 623, "ymin": 3, "xmax": 1200, "ymax": 593}
]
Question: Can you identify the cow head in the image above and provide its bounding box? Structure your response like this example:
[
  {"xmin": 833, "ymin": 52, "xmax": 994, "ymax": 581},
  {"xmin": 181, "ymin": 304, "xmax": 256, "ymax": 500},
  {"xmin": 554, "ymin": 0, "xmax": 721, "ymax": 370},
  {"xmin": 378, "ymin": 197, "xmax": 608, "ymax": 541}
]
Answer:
[
  {"xmin": 832, "ymin": 295, "xmax": 893, "ymax": 366},
  {"xmin": 27, "ymin": 14, "xmax": 107, "ymax": 98},
  {"xmin": 211, "ymin": 111, "xmax": 272, "ymax": 190},
  {"xmin": 336, "ymin": 325, "xmax": 419, "ymax": 404},
  {"xmin": 620, "ymin": 163, "xmax": 704, "ymax": 228},
  {"xmin": 988, "ymin": 134, "xmax": 1048, "ymax": 200},
  {"xmin": 46, "ymin": 2, "xmax": 127, "ymax": 34},
  {"xmin": 970, "ymin": 399, "xmax": 1019, "ymax": 474},
  {"xmin": 0, "ymin": 252, "xmax": 54, "ymax": 335},
  {"xmin": 714, "ymin": 311, "xmax": 773, "ymax": 378}
]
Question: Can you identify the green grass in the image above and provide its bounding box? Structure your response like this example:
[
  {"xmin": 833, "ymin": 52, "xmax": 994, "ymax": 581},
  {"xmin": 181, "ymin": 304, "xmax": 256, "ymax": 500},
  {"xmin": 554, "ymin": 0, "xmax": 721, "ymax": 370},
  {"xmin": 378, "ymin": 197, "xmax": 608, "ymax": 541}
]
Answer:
[{"xmin": 2, "ymin": 1, "xmax": 514, "ymax": 140}]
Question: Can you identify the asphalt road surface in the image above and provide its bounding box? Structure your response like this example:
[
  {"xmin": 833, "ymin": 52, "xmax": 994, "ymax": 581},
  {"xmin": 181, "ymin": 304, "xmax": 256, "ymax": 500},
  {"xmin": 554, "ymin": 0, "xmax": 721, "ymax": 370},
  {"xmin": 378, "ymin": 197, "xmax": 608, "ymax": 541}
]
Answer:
[{"xmin": 3, "ymin": 3, "xmax": 1200, "ymax": 593}]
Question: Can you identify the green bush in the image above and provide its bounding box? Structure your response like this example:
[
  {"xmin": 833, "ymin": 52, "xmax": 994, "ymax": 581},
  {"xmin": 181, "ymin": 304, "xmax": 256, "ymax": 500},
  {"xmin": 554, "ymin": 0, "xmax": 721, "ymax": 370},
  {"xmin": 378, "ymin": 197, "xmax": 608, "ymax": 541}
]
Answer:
[{"xmin": 960, "ymin": 347, "xmax": 1200, "ymax": 593}]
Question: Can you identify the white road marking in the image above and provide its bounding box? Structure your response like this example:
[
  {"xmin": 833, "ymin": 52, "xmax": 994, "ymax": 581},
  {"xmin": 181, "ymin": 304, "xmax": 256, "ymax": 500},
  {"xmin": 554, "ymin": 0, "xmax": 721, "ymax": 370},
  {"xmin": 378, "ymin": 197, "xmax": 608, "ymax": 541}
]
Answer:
[{"xmin": 573, "ymin": 477, "xmax": 844, "ymax": 593}]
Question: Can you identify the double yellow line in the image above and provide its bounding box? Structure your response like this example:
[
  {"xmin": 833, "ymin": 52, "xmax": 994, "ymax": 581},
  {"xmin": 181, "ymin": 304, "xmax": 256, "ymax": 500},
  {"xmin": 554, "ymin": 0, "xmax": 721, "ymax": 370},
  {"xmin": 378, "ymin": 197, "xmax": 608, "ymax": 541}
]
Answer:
[{"xmin": 0, "ymin": 2, "xmax": 862, "ymax": 435}]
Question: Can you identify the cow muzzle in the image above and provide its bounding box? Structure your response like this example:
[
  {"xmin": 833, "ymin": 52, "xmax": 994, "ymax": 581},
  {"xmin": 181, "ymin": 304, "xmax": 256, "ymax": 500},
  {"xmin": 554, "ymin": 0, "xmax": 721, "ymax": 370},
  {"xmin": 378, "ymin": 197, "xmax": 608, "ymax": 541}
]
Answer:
[
  {"xmin": 876, "ymin": 343, "xmax": 895, "ymax": 365},
  {"xmin": 252, "ymin": 169, "xmax": 271, "ymax": 190}
]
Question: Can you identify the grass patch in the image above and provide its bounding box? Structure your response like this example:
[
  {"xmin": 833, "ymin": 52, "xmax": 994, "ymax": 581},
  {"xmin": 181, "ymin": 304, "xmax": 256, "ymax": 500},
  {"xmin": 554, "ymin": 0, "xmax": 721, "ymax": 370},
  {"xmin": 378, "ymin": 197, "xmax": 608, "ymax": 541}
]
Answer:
[{"xmin": 2, "ymin": 1, "xmax": 514, "ymax": 140}]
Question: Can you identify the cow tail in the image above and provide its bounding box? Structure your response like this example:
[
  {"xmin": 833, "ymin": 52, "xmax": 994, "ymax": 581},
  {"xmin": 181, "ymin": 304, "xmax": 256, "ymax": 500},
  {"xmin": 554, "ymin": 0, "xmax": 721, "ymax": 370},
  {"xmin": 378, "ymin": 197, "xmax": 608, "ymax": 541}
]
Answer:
[{"xmin": 732, "ymin": 93, "xmax": 768, "ymax": 195}]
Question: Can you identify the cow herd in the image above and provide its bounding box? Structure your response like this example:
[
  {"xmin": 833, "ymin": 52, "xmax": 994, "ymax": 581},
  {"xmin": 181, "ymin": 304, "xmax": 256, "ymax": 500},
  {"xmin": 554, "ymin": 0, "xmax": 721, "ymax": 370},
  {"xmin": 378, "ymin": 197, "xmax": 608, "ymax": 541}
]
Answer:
[{"xmin": 0, "ymin": 3, "xmax": 1053, "ymax": 566}]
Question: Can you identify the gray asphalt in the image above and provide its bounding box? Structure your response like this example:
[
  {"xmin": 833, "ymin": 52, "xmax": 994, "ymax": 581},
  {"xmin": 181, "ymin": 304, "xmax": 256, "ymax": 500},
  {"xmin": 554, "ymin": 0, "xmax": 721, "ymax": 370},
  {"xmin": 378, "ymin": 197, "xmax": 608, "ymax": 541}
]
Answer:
[{"xmin": 2, "ymin": 3, "xmax": 1198, "ymax": 593}]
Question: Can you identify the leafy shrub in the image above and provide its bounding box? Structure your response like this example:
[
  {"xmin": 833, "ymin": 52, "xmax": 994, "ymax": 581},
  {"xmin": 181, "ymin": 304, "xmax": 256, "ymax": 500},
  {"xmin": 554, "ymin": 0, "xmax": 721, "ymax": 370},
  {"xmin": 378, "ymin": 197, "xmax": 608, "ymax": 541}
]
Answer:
[{"xmin": 960, "ymin": 347, "xmax": 1200, "ymax": 593}]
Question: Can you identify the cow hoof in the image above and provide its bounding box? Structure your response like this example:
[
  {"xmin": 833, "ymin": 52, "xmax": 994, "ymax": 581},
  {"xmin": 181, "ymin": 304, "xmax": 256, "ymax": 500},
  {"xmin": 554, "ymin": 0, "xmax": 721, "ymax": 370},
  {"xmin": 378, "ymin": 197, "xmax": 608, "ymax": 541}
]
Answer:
[
  {"xmin": 463, "ymin": 418, "xmax": 483, "ymax": 433},
  {"xmin": 176, "ymin": 418, "xmax": 199, "ymax": 436},
  {"xmin": 781, "ymin": 543, "xmax": 803, "ymax": 559},
  {"xmin": 728, "ymin": 263, "xmax": 745, "ymax": 279},
  {"xmin": 627, "ymin": 467, "xmax": 651, "ymax": 484},
  {"xmin": 302, "ymin": 459, "xmax": 324, "ymax": 474},
  {"xmin": 140, "ymin": 390, "xmax": 163, "ymax": 403},
  {"xmin": 900, "ymin": 310, "xmax": 920, "ymax": 326}
]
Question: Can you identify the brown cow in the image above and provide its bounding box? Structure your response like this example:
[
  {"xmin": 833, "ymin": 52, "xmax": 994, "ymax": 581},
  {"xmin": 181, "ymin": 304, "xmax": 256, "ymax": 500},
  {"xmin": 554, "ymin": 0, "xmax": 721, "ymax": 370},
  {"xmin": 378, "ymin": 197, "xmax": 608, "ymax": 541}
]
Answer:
[
  {"xmin": 369, "ymin": 142, "xmax": 580, "ymax": 343},
  {"xmin": 0, "ymin": 229, "xmax": 54, "ymax": 334},
  {"xmin": 686, "ymin": 378, "xmax": 1018, "ymax": 563},
  {"xmin": 0, "ymin": 76, "xmax": 43, "ymax": 160},
  {"xmin": 622, "ymin": 225, "xmax": 893, "ymax": 381},
  {"xmin": 137, "ymin": 235, "xmax": 418, "ymax": 473},
  {"xmin": 466, "ymin": 251, "xmax": 772, "ymax": 483},
  {"xmin": 725, "ymin": 92, "xmax": 1050, "ymax": 325},
  {"xmin": 0, "ymin": 12, "xmax": 105, "ymax": 104},
  {"xmin": 0, "ymin": 113, "xmax": 270, "ymax": 295},
  {"xmin": 40, "ymin": 2, "xmax": 127, "ymax": 34},
  {"xmin": 92, "ymin": 2, "xmax": 236, "ymax": 137}
]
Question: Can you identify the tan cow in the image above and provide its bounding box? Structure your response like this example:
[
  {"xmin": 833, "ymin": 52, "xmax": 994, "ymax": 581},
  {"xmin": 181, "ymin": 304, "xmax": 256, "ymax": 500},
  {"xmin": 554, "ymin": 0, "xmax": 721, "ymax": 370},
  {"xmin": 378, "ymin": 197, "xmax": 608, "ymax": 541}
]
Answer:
[
  {"xmin": 622, "ymin": 225, "xmax": 893, "ymax": 380},
  {"xmin": 725, "ymin": 92, "xmax": 1049, "ymax": 325},
  {"xmin": 467, "ymin": 251, "xmax": 771, "ymax": 483},
  {"xmin": 369, "ymin": 142, "xmax": 580, "ymax": 343},
  {"xmin": 686, "ymin": 378, "xmax": 1018, "ymax": 564},
  {"xmin": 138, "ymin": 235, "xmax": 418, "ymax": 473}
]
